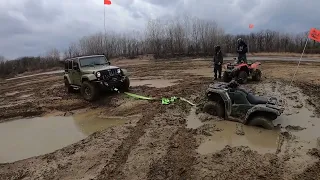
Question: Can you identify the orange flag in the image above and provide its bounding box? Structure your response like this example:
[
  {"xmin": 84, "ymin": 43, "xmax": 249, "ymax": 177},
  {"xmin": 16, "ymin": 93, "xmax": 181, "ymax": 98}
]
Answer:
[
  {"xmin": 309, "ymin": 28, "xmax": 320, "ymax": 42},
  {"xmin": 104, "ymin": 0, "xmax": 112, "ymax": 5},
  {"xmin": 249, "ymin": 24, "xmax": 254, "ymax": 29}
]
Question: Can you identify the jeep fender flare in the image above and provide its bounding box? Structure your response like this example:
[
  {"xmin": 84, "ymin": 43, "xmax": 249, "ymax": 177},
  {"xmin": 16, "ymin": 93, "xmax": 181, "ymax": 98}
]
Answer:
[
  {"xmin": 121, "ymin": 69, "xmax": 130, "ymax": 76},
  {"xmin": 82, "ymin": 74, "xmax": 97, "ymax": 82},
  {"xmin": 244, "ymin": 105, "xmax": 280, "ymax": 124},
  {"xmin": 64, "ymin": 74, "xmax": 71, "ymax": 84}
]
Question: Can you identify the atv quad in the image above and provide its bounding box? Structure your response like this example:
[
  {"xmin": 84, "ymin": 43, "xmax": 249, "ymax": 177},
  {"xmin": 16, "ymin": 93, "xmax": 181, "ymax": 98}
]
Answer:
[
  {"xmin": 203, "ymin": 80, "xmax": 284, "ymax": 130},
  {"xmin": 223, "ymin": 57, "xmax": 262, "ymax": 84}
]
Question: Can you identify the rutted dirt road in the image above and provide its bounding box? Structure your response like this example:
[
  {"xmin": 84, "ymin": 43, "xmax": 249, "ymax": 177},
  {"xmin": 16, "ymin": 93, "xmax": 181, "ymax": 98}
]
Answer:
[{"xmin": 0, "ymin": 58, "xmax": 320, "ymax": 180}]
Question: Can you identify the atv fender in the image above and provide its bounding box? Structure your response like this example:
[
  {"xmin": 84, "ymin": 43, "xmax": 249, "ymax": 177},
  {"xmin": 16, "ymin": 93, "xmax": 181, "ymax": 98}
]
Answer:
[
  {"xmin": 206, "ymin": 90, "xmax": 232, "ymax": 118},
  {"xmin": 82, "ymin": 74, "xmax": 97, "ymax": 82},
  {"xmin": 64, "ymin": 74, "xmax": 71, "ymax": 84},
  {"xmin": 250, "ymin": 62, "xmax": 261, "ymax": 69},
  {"xmin": 244, "ymin": 105, "xmax": 280, "ymax": 124}
]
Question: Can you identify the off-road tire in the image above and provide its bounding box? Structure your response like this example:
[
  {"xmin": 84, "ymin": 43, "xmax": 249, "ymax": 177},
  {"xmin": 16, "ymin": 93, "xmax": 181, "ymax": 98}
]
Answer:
[
  {"xmin": 223, "ymin": 71, "xmax": 231, "ymax": 82},
  {"xmin": 64, "ymin": 78, "xmax": 74, "ymax": 93},
  {"xmin": 119, "ymin": 77, "xmax": 130, "ymax": 92},
  {"xmin": 252, "ymin": 69, "xmax": 262, "ymax": 81},
  {"xmin": 203, "ymin": 101, "xmax": 224, "ymax": 118},
  {"xmin": 248, "ymin": 116, "xmax": 274, "ymax": 130},
  {"xmin": 237, "ymin": 71, "xmax": 248, "ymax": 84},
  {"xmin": 81, "ymin": 81, "xmax": 99, "ymax": 102}
]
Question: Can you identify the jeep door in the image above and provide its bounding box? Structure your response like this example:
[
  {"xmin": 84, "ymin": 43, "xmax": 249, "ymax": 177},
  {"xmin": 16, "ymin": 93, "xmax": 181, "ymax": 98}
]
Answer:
[{"xmin": 70, "ymin": 59, "xmax": 81, "ymax": 86}]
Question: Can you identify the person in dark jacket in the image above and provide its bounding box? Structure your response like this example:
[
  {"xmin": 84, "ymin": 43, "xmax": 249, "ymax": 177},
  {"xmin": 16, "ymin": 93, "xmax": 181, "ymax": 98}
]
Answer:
[
  {"xmin": 213, "ymin": 45, "xmax": 223, "ymax": 80},
  {"xmin": 236, "ymin": 38, "xmax": 248, "ymax": 63}
]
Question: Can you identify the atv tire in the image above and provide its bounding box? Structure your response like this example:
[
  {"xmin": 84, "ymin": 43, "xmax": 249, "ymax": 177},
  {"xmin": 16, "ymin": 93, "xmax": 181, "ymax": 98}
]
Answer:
[
  {"xmin": 203, "ymin": 101, "xmax": 224, "ymax": 118},
  {"xmin": 248, "ymin": 116, "xmax": 274, "ymax": 130},
  {"xmin": 252, "ymin": 69, "xmax": 262, "ymax": 81},
  {"xmin": 119, "ymin": 77, "xmax": 130, "ymax": 92},
  {"xmin": 64, "ymin": 78, "xmax": 75, "ymax": 93},
  {"xmin": 81, "ymin": 81, "xmax": 99, "ymax": 102},
  {"xmin": 237, "ymin": 71, "xmax": 248, "ymax": 84},
  {"xmin": 223, "ymin": 71, "xmax": 232, "ymax": 82}
]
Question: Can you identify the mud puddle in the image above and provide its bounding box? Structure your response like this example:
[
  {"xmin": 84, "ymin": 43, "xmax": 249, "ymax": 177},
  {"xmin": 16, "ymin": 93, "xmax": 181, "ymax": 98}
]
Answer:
[
  {"xmin": 197, "ymin": 121, "xmax": 280, "ymax": 155},
  {"xmin": 0, "ymin": 111, "xmax": 127, "ymax": 163},
  {"xmin": 186, "ymin": 108, "xmax": 203, "ymax": 129},
  {"xmin": 253, "ymin": 82, "xmax": 320, "ymax": 151},
  {"xmin": 130, "ymin": 79, "xmax": 180, "ymax": 88}
]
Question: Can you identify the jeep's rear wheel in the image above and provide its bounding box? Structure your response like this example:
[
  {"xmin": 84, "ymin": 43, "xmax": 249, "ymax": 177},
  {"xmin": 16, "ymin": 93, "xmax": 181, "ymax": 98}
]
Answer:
[
  {"xmin": 248, "ymin": 116, "xmax": 274, "ymax": 130},
  {"xmin": 81, "ymin": 81, "xmax": 99, "ymax": 101},
  {"xmin": 237, "ymin": 71, "xmax": 248, "ymax": 84},
  {"xmin": 64, "ymin": 78, "xmax": 74, "ymax": 93},
  {"xmin": 203, "ymin": 101, "xmax": 224, "ymax": 118},
  {"xmin": 252, "ymin": 69, "xmax": 262, "ymax": 81},
  {"xmin": 223, "ymin": 71, "xmax": 231, "ymax": 82}
]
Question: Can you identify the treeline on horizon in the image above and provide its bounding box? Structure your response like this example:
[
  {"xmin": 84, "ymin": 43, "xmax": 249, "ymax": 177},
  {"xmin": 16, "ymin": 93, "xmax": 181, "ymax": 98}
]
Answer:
[{"xmin": 0, "ymin": 16, "xmax": 319, "ymax": 78}]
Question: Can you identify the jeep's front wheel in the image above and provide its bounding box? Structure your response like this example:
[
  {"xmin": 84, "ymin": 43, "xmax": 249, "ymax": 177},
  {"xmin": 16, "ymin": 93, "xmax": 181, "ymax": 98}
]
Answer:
[
  {"xmin": 81, "ymin": 81, "xmax": 99, "ymax": 101},
  {"xmin": 248, "ymin": 116, "xmax": 274, "ymax": 130},
  {"xmin": 64, "ymin": 78, "xmax": 74, "ymax": 93},
  {"xmin": 119, "ymin": 77, "xmax": 130, "ymax": 92},
  {"xmin": 203, "ymin": 101, "xmax": 224, "ymax": 118}
]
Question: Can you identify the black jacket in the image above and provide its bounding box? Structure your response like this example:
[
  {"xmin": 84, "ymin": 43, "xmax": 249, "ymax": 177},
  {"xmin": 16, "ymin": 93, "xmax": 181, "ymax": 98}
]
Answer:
[
  {"xmin": 213, "ymin": 50, "xmax": 223, "ymax": 65},
  {"xmin": 237, "ymin": 42, "xmax": 248, "ymax": 54}
]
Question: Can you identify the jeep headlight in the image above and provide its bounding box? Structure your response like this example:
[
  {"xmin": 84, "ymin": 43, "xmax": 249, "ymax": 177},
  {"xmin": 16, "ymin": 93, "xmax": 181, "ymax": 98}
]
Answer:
[
  {"xmin": 117, "ymin": 69, "xmax": 121, "ymax": 74},
  {"xmin": 96, "ymin": 72, "xmax": 101, "ymax": 78}
]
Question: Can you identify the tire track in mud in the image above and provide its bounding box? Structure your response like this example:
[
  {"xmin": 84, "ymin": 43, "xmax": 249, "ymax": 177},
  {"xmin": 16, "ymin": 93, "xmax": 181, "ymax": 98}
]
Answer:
[
  {"xmin": 95, "ymin": 104, "xmax": 165, "ymax": 179},
  {"xmin": 147, "ymin": 127, "xmax": 197, "ymax": 180}
]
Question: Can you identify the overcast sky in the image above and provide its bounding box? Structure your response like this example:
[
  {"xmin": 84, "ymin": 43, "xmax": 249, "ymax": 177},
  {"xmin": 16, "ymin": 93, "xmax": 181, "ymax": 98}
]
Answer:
[{"xmin": 0, "ymin": 0, "xmax": 319, "ymax": 59}]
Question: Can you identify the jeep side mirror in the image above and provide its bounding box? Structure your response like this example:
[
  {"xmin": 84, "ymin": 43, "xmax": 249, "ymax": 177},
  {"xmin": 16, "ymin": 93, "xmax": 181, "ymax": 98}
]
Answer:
[{"xmin": 107, "ymin": 62, "xmax": 111, "ymax": 65}]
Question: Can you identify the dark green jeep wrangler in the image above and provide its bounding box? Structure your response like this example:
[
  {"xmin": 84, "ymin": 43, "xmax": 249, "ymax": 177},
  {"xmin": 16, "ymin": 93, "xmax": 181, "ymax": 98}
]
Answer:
[{"xmin": 63, "ymin": 55, "xmax": 130, "ymax": 101}]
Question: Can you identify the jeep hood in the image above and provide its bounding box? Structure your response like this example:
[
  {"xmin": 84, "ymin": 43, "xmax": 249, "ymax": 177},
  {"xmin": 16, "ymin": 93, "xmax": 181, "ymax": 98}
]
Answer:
[{"xmin": 81, "ymin": 65, "xmax": 120, "ymax": 73}]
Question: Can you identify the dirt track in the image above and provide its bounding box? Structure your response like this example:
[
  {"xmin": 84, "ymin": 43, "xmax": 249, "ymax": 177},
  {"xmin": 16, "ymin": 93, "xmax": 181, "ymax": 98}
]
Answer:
[{"xmin": 0, "ymin": 58, "xmax": 320, "ymax": 180}]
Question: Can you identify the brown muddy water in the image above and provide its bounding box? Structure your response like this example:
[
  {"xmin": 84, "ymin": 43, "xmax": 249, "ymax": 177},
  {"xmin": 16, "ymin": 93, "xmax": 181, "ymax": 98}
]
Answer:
[
  {"xmin": 130, "ymin": 79, "xmax": 181, "ymax": 88},
  {"xmin": 197, "ymin": 121, "xmax": 280, "ymax": 154},
  {"xmin": 0, "ymin": 111, "xmax": 127, "ymax": 163},
  {"xmin": 191, "ymin": 82, "xmax": 320, "ymax": 162}
]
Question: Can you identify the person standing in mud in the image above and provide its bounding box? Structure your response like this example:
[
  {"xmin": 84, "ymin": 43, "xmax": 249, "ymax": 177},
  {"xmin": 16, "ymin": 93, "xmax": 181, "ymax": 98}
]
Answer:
[
  {"xmin": 213, "ymin": 45, "xmax": 223, "ymax": 80},
  {"xmin": 236, "ymin": 38, "xmax": 248, "ymax": 63}
]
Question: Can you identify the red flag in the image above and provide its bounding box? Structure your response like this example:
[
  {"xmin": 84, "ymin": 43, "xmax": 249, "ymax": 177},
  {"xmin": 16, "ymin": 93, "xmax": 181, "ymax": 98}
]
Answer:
[
  {"xmin": 309, "ymin": 28, "xmax": 320, "ymax": 42},
  {"xmin": 104, "ymin": 0, "xmax": 112, "ymax": 5},
  {"xmin": 249, "ymin": 24, "xmax": 254, "ymax": 29}
]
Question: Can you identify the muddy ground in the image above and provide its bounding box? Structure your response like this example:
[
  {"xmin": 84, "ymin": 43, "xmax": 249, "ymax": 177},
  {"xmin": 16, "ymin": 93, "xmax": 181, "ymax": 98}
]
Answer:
[{"xmin": 0, "ymin": 58, "xmax": 320, "ymax": 180}]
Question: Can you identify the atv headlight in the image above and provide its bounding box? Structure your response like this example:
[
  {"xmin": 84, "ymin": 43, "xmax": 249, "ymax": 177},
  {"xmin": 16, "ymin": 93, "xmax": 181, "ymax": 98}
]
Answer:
[
  {"xmin": 96, "ymin": 72, "xmax": 101, "ymax": 78},
  {"xmin": 117, "ymin": 69, "xmax": 121, "ymax": 74}
]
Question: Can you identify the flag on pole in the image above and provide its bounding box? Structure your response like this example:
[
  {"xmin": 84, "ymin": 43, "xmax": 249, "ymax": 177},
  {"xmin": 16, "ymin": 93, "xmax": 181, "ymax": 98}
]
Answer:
[
  {"xmin": 104, "ymin": 0, "xmax": 112, "ymax": 5},
  {"xmin": 309, "ymin": 28, "xmax": 320, "ymax": 42},
  {"xmin": 249, "ymin": 24, "xmax": 254, "ymax": 29}
]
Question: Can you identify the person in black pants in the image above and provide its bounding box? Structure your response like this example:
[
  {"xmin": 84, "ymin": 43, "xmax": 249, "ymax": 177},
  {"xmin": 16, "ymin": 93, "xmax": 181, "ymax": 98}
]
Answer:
[
  {"xmin": 213, "ymin": 45, "xmax": 223, "ymax": 80},
  {"xmin": 236, "ymin": 38, "xmax": 248, "ymax": 63}
]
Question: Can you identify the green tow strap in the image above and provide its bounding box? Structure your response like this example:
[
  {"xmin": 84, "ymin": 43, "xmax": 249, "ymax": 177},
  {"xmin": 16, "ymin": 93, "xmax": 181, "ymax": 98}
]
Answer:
[
  {"xmin": 124, "ymin": 92, "xmax": 195, "ymax": 106},
  {"xmin": 124, "ymin": 92, "xmax": 155, "ymax": 100}
]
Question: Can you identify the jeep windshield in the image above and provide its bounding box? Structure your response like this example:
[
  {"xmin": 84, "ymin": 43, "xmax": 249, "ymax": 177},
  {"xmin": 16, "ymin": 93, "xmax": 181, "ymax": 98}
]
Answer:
[{"xmin": 79, "ymin": 56, "xmax": 109, "ymax": 67}]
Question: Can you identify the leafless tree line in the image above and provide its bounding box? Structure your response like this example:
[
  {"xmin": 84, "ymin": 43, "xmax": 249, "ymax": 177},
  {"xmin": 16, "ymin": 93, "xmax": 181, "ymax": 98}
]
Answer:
[
  {"xmin": 63, "ymin": 16, "xmax": 319, "ymax": 59},
  {"xmin": 1, "ymin": 16, "xmax": 319, "ymax": 78}
]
